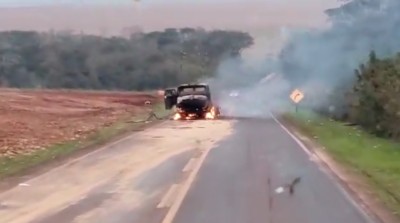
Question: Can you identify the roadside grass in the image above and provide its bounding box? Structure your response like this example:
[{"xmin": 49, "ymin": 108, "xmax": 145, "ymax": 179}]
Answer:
[
  {"xmin": 0, "ymin": 103, "xmax": 172, "ymax": 179},
  {"xmin": 286, "ymin": 111, "xmax": 400, "ymax": 216}
]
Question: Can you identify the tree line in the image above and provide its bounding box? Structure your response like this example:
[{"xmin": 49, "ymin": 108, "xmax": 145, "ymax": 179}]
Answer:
[
  {"xmin": 0, "ymin": 28, "xmax": 253, "ymax": 90},
  {"xmin": 332, "ymin": 0, "xmax": 400, "ymax": 139},
  {"xmin": 348, "ymin": 51, "xmax": 400, "ymax": 138},
  {"xmin": 279, "ymin": 0, "xmax": 400, "ymax": 139}
]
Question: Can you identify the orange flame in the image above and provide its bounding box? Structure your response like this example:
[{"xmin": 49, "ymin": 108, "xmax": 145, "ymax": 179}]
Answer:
[
  {"xmin": 173, "ymin": 113, "xmax": 181, "ymax": 120},
  {"xmin": 205, "ymin": 112, "xmax": 215, "ymax": 119},
  {"xmin": 205, "ymin": 107, "xmax": 217, "ymax": 119},
  {"xmin": 205, "ymin": 106, "xmax": 219, "ymax": 119}
]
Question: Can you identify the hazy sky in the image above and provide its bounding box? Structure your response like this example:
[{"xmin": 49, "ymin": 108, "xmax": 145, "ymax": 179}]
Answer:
[
  {"xmin": 0, "ymin": 0, "xmax": 336, "ymax": 7},
  {"xmin": 0, "ymin": 0, "xmax": 339, "ymax": 39},
  {"xmin": 1, "ymin": 0, "xmax": 226, "ymax": 7},
  {"xmin": 0, "ymin": 0, "xmax": 339, "ymax": 62}
]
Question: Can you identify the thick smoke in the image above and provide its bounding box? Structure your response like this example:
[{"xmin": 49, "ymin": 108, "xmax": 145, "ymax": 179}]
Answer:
[
  {"xmin": 205, "ymin": 54, "xmax": 291, "ymax": 117},
  {"xmin": 208, "ymin": 0, "xmax": 400, "ymax": 117}
]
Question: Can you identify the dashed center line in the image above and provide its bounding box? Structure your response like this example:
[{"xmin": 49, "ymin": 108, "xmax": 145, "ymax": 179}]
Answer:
[
  {"xmin": 157, "ymin": 156, "xmax": 201, "ymax": 212},
  {"xmin": 161, "ymin": 145, "xmax": 214, "ymax": 223},
  {"xmin": 157, "ymin": 184, "xmax": 181, "ymax": 209},
  {"xmin": 182, "ymin": 158, "xmax": 197, "ymax": 172}
]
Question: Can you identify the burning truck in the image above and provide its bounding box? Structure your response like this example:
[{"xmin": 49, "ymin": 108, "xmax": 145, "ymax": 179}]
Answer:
[{"xmin": 164, "ymin": 83, "xmax": 220, "ymax": 120}]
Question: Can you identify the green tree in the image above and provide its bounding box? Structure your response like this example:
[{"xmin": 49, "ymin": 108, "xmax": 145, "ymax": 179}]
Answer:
[
  {"xmin": 0, "ymin": 28, "xmax": 253, "ymax": 90},
  {"xmin": 352, "ymin": 51, "xmax": 400, "ymax": 138}
]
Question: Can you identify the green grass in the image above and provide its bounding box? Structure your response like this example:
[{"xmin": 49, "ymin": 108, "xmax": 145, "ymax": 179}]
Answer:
[
  {"xmin": 0, "ymin": 103, "xmax": 172, "ymax": 179},
  {"xmin": 286, "ymin": 111, "xmax": 400, "ymax": 216}
]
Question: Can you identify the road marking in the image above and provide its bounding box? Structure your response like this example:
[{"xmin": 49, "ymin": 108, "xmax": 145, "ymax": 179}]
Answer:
[
  {"xmin": 269, "ymin": 114, "xmax": 313, "ymax": 157},
  {"xmin": 182, "ymin": 158, "xmax": 197, "ymax": 172},
  {"xmin": 161, "ymin": 145, "xmax": 212, "ymax": 223},
  {"xmin": 157, "ymin": 184, "xmax": 181, "ymax": 208},
  {"xmin": 270, "ymin": 113, "xmax": 377, "ymax": 223}
]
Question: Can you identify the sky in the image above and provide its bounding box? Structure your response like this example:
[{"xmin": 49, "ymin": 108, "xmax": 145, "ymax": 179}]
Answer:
[
  {"xmin": 0, "ymin": 0, "xmax": 214, "ymax": 7},
  {"xmin": 0, "ymin": 0, "xmax": 338, "ymax": 32},
  {"xmin": 0, "ymin": 0, "xmax": 339, "ymax": 68},
  {"xmin": 0, "ymin": 0, "xmax": 336, "ymax": 7},
  {"xmin": 0, "ymin": 0, "xmax": 339, "ymax": 60}
]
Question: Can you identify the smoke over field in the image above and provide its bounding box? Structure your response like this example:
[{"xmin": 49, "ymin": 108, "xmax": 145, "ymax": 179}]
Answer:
[{"xmin": 210, "ymin": 0, "xmax": 400, "ymax": 118}]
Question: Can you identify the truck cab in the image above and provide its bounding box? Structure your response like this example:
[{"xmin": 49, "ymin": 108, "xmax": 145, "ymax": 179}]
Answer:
[
  {"xmin": 164, "ymin": 84, "xmax": 219, "ymax": 119},
  {"xmin": 164, "ymin": 84, "xmax": 211, "ymax": 109}
]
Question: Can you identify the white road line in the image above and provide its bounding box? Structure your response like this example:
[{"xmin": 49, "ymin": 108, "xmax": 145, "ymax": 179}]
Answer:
[
  {"xmin": 161, "ymin": 145, "xmax": 213, "ymax": 223},
  {"xmin": 182, "ymin": 158, "xmax": 197, "ymax": 172},
  {"xmin": 270, "ymin": 113, "xmax": 377, "ymax": 223},
  {"xmin": 157, "ymin": 184, "xmax": 181, "ymax": 209},
  {"xmin": 269, "ymin": 114, "xmax": 313, "ymax": 157}
]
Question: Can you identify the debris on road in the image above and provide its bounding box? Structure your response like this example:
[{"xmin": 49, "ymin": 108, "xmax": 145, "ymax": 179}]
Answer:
[
  {"xmin": 275, "ymin": 177, "xmax": 302, "ymax": 196},
  {"xmin": 275, "ymin": 187, "xmax": 285, "ymax": 194},
  {"xmin": 146, "ymin": 110, "xmax": 161, "ymax": 121},
  {"xmin": 0, "ymin": 202, "xmax": 10, "ymax": 210},
  {"xmin": 288, "ymin": 177, "xmax": 301, "ymax": 195}
]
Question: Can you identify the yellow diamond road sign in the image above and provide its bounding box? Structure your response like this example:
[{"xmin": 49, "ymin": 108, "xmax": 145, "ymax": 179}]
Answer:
[{"xmin": 290, "ymin": 89, "xmax": 304, "ymax": 104}]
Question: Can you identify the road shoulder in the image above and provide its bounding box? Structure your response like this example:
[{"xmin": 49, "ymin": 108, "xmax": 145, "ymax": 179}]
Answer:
[
  {"xmin": 279, "ymin": 115, "xmax": 398, "ymax": 223},
  {"xmin": 0, "ymin": 106, "xmax": 171, "ymax": 192}
]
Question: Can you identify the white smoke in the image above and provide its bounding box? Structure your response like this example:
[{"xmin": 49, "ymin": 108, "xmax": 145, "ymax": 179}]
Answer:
[
  {"xmin": 205, "ymin": 54, "xmax": 292, "ymax": 118},
  {"xmin": 206, "ymin": 0, "xmax": 400, "ymax": 118}
]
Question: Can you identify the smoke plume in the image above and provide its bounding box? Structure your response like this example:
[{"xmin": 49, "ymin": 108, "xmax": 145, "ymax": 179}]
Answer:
[{"xmin": 208, "ymin": 0, "xmax": 400, "ymax": 117}]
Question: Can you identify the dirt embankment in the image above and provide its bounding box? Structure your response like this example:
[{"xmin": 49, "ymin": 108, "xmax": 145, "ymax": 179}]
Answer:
[{"xmin": 0, "ymin": 89, "xmax": 160, "ymax": 157}]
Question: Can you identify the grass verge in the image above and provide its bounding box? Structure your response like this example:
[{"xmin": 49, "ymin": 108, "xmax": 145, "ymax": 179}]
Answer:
[
  {"xmin": 285, "ymin": 111, "xmax": 400, "ymax": 217},
  {"xmin": 0, "ymin": 103, "xmax": 172, "ymax": 179}
]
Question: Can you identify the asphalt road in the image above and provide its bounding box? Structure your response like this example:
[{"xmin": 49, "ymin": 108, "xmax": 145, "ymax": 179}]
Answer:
[
  {"xmin": 172, "ymin": 117, "xmax": 377, "ymax": 223},
  {"xmin": 0, "ymin": 120, "xmax": 233, "ymax": 223},
  {"xmin": 0, "ymin": 117, "xmax": 379, "ymax": 223}
]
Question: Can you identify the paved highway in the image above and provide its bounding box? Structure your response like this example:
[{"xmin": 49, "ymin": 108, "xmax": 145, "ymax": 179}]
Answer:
[
  {"xmin": 0, "ymin": 117, "xmax": 378, "ymax": 223},
  {"xmin": 172, "ymin": 117, "xmax": 377, "ymax": 223}
]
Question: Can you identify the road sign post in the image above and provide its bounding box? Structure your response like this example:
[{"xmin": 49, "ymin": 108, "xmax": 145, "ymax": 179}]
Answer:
[{"xmin": 289, "ymin": 89, "xmax": 304, "ymax": 113}]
